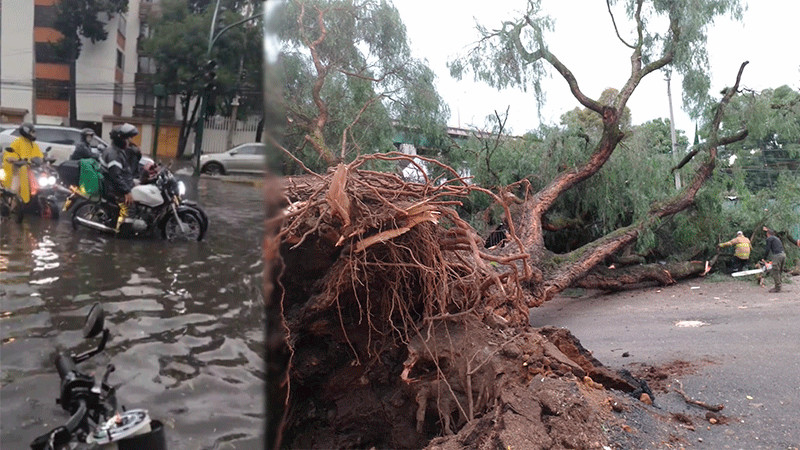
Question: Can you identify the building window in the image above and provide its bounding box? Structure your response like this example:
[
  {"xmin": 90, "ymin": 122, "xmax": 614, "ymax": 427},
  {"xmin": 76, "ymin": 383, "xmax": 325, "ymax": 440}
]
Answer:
[
  {"xmin": 116, "ymin": 50, "xmax": 124, "ymax": 70},
  {"xmin": 35, "ymin": 43, "xmax": 69, "ymax": 64},
  {"xmin": 138, "ymin": 56, "xmax": 157, "ymax": 74},
  {"xmin": 118, "ymin": 14, "xmax": 126, "ymax": 37},
  {"xmin": 33, "ymin": 5, "xmax": 58, "ymax": 28},
  {"xmin": 35, "ymin": 79, "xmax": 70, "ymax": 100},
  {"xmin": 114, "ymin": 84, "xmax": 123, "ymax": 104}
]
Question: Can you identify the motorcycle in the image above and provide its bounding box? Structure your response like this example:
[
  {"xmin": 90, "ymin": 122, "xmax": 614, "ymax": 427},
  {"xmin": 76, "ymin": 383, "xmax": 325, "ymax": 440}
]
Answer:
[
  {"xmin": 2, "ymin": 146, "xmax": 65, "ymax": 221},
  {"xmin": 67, "ymin": 163, "xmax": 209, "ymax": 241},
  {"xmin": 0, "ymin": 172, "xmax": 23, "ymax": 223},
  {"xmin": 30, "ymin": 302, "xmax": 167, "ymax": 449}
]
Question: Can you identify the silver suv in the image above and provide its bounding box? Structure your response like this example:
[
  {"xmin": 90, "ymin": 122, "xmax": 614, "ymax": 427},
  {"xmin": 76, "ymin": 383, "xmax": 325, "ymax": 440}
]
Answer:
[{"xmin": 0, "ymin": 125, "xmax": 108, "ymax": 166}]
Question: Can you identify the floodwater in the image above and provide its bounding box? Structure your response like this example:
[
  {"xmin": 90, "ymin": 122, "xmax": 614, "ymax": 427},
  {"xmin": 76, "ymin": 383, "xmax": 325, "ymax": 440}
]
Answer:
[{"xmin": 0, "ymin": 175, "xmax": 265, "ymax": 449}]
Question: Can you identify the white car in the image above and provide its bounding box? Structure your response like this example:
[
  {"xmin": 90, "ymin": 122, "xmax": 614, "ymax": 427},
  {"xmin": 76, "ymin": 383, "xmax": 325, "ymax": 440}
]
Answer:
[
  {"xmin": 0, "ymin": 125, "xmax": 108, "ymax": 166},
  {"xmin": 199, "ymin": 142, "xmax": 266, "ymax": 175}
]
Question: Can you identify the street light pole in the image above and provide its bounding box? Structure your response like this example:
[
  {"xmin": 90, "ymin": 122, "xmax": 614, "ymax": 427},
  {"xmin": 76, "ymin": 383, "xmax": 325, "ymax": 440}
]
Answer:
[
  {"xmin": 192, "ymin": 1, "xmax": 263, "ymax": 176},
  {"xmin": 192, "ymin": 0, "xmax": 222, "ymax": 176}
]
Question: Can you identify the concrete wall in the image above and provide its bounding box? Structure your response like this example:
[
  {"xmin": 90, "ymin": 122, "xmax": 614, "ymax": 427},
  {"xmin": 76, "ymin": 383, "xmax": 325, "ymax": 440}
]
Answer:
[{"xmin": 0, "ymin": 0, "xmax": 36, "ymax": 120}]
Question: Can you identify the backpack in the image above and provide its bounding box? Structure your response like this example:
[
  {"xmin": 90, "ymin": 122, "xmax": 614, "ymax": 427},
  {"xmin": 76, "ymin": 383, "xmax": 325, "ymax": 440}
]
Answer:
[{"xmin": 79, "ymin": 158, "xmax": 104, "ymax": 198}]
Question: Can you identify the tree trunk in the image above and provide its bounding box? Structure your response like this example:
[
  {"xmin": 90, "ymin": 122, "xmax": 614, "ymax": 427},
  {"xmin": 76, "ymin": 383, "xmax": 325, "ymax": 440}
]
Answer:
[
  {"xmin": 176, "ymin": 92, "xmax": 200, "ymax": 158},
  {"xmin": 68, "ymin": 50, "xmax": 78, "ymax": 126},
  {"xmin": 573, "ymin": 260, "xmax": 712, "ymax": 291}
]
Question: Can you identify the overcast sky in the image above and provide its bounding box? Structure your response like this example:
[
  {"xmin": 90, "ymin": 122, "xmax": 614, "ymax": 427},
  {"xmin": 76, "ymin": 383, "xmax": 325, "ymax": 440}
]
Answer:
[{"xmin": 394, "ymin": 0, "xmax": 800, "ymax": 140}]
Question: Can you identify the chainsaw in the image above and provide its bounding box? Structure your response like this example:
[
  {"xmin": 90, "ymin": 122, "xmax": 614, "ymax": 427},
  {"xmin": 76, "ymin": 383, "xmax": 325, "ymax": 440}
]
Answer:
[{"xmin": 731, "ymin": 261, "xmax": 772, "ymax": 277}]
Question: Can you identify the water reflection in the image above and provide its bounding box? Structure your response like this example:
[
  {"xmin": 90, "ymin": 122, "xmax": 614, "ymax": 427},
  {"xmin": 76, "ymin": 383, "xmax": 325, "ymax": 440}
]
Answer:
[{"xmin": 0, "ymin": 177, "xmax": 264, "ymax": 449}]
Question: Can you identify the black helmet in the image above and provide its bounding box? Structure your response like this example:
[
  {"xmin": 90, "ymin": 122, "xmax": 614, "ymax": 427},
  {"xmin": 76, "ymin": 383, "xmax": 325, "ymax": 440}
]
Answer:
[
  {"xmin": 109, "ymin": 123, "xmax": 139, "ymax": 147},
  {"xmin": 19, "ymin": 122, "xmax": 36, "ymax": 141},
  {"xmin": 81, "ymin": 128, "xmax": 95, "ymax": 141}
]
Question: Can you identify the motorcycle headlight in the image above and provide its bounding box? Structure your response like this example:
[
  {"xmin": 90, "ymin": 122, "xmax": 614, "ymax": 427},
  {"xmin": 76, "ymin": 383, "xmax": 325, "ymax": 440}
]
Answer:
[
  {"xmin": 48, "ymin": 176, "xmax": 57, "ymax": 185},
  {"xmin": 178, "ymin": 181, "xmax": 186, "ymax": 196},
  {"xmin": 0, "ymin": 171, "xmax": 5, "ymax": 182},
  {"xmin": 38, "ymin": 176, "xmax": 51, "ymax": 187}
]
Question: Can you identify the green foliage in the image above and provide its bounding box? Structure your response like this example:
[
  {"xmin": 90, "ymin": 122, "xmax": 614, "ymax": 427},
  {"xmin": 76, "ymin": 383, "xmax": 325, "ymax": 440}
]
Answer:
[
  {"xmin": 52, "ymin": 0, "xmax": 128, "ymax": 59},
  {"xmin": 714, "ymin": 86, "xmax": 800, "ymax": 189},
  {"xmin": 142, "ymin": 0, "xmax": 263, "ymax": 116},
  {"xmin": 631, "ymin": 118, "xmax": 689, "ymax": 154},
  {"xmin": 559, "ymin": 88, "xmax": 633, "ymax": 144},
  {"xmin": 275, "ymin": 0, "xmax": 448, "ymax": 171},
  {"xmin": 638, "ymin": 0, "xmax": 745, "ymax": 117}
]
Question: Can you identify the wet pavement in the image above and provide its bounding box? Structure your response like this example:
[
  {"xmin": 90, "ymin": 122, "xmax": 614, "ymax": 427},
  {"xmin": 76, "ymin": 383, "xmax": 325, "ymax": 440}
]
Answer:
[
  {"xmin": 531, "ymin": 279, "xmax": 800, "ymax": 448},
  {"xmin": 1, "ymin": 175, "xmax": 265, "ymax": 449}
]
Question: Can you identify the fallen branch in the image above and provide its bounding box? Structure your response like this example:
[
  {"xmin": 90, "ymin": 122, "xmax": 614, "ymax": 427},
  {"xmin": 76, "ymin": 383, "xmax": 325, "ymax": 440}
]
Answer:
[{"xmin": 674, "ymin": 380, "xmax": 724, "ymax": 412}]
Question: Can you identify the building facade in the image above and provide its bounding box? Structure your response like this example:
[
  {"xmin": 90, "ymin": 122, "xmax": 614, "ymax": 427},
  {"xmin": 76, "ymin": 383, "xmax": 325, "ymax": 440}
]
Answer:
[
  {"xmin": 1, "ymin": 0, "xmax": 145, "ymax": 127},
  {"xmin": 0, "ymin": 0, "xmax": 188, "ymax": 155}
]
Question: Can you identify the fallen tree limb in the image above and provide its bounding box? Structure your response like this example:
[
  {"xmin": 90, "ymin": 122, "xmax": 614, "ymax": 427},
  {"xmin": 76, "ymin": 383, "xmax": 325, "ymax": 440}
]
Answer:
[{"xmin": 674, "ymin": 380, "xmax": 724, "ymax": 412}]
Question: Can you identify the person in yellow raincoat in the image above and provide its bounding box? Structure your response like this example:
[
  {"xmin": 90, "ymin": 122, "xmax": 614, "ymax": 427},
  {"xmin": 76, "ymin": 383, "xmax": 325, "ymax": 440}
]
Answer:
[
  {"xmin": 718, "ymin": 230, "xmax": 751, "ymax": 273},
  {"xmin": 2, "ymin": 123, "xmax": 43, "ymax": 205}
]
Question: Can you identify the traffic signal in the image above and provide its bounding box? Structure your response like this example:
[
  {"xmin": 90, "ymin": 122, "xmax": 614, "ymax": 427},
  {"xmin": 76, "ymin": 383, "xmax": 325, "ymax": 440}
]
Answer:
[{"xmin": 204, "ymin": 59, "xmax": 218, "ymax": 92}]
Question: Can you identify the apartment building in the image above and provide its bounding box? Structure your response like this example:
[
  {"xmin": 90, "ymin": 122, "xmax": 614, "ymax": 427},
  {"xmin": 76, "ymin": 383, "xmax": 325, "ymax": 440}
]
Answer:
[{"xmin": 1, "ymin": 0, "xmax": 181, "ymax": 150}]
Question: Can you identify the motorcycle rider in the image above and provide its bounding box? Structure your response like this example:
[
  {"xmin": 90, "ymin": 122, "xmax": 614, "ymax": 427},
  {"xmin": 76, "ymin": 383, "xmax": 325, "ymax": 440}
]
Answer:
[
  {"xmin": 2, "ymin": 122, "xmax": 44, "ymax": 208},
  {"xmin": 70, "ymin": 128, "xmax": 98, "ymax": 160},
  {"xmin": 100, "ymin": 123, "xmax": 141, "ymax": 232}
]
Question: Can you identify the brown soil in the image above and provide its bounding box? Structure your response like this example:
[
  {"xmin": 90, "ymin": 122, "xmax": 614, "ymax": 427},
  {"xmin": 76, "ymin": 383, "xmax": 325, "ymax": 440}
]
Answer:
[{"xmin": 628, "ymin": 359, "xmax": 714, "ymax": 394}]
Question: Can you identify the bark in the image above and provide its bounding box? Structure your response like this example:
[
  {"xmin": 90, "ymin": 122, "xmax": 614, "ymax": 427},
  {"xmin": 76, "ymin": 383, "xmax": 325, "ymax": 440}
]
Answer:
[
  {"xmin": 574, "ymin": 260, "xmax": 711, "ymax": 292},
  {"xmin": 69, "ymin": 55, "xmax": 78, "ymax": 127},
  {"xmin": 176, "ymin": 91, "xmax": 200, "ymax": 158},
  {"xmin": 506, "ymin": 47, "xmax": 749, "ymax": 302},
  {"xmin": 298, "ymin": 3, "xmax": 337, "ymax": 166}
]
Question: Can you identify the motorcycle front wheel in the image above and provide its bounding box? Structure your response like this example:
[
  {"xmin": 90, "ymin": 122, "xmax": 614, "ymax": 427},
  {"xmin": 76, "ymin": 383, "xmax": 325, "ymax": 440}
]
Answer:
[
  {"xmin": 162, "ymin": 210, "xmax": 203, "ymax": 241},
  {"xmin": 41, "ymin": 197, "xmax": 59, "ymax": 220}
]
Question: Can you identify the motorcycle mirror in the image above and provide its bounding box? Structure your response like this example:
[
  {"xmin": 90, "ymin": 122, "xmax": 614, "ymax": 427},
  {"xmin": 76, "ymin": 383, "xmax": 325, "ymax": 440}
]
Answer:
[{"xmin": 82, "ymin": 303, "xmax": 105, "ymax": 338}]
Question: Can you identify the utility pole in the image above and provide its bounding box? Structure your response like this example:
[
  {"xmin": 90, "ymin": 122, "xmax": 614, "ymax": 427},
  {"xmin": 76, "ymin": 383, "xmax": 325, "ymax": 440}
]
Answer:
[{"xmin": 666, "ymin": 72, "xmax": 682, "ymax": 190}]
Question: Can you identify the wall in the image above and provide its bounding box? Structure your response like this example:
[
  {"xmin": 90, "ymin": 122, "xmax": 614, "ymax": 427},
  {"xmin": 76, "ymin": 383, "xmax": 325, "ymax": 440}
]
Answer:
[{"xmin": 0, "ymin": 0, "xmax": 36, "ymax": 120}]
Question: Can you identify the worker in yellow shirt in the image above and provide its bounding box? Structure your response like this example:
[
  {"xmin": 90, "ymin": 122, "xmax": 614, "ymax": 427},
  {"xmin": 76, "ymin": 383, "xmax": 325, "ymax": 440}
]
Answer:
[
  {"xmin": 2, "ymin": 123, "xmax": 44, "ymax": 207},
  {"xmin": 718, "ymin": 230, "xmax": 751, "ymax": 273}
]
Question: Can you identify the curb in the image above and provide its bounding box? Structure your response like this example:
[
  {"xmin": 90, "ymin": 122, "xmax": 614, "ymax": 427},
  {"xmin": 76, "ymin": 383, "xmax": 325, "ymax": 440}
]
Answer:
[{"xmin": 201, "ymin": 174, "xmax": 264, "ymax": 187}]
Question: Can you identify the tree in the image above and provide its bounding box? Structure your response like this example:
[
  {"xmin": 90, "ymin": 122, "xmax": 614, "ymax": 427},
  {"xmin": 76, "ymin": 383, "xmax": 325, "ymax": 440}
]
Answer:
[
  {"xmin": 716, "ymin": 85, "xmax": 800, "ymax": 191},
  {"xmin": 272, "ymin": 0, "xmax": 449, "ymax": 172},
  {"xmin": 51, "ymin": 0, "xmax": 127, "ymax": 126},
  {"xmin": 632, "ymin": 117, "xmax": 689, "ymax": 154},
  {"xmin": 446, "ymin": 0, "xmax": 749, "ymax": 298},
  {"xmin": 142, "ymin": 0, "xmax": 263, "ymax": 157}
]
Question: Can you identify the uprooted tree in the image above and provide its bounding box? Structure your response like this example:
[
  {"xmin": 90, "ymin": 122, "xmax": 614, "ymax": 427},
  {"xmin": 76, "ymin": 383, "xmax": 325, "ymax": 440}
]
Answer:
[{"xmin": 264, "ymin": 0, "xmax": 751, "ymax": 448}]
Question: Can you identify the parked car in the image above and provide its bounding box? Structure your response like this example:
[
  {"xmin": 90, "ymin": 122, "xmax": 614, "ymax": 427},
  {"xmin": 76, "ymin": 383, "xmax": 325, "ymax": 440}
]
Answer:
[
  {"xmin": 0, "ymin": 125, "xmax": 108, "ymax": 166},
  {"xmin": 199, "ymin": 142, "xmax": 266, "ymax": 175}
]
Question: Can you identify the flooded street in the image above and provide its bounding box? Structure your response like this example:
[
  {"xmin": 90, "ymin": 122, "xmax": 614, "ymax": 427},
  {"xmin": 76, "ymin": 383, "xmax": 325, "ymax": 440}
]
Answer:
[{"xmin": 1, "ymin": 175, "xmax": 265, "ymax": 449}]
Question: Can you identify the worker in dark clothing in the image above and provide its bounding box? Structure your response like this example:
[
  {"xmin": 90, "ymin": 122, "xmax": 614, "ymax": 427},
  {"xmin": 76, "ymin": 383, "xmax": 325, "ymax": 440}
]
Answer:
[
  {"xmin": 100, "ymin": 123, "xmax": 139, "ymax": 232},
  {"xmin": 70, "ymin": 129, "xmax": 98, "ymax": 160},
  {"xmin": 761, "ymin": 228, "xmax": 786, "ymax": 293}
]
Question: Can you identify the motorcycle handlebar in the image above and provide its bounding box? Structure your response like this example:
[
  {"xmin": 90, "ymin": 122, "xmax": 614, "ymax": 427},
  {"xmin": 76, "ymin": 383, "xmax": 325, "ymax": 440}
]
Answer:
[
  {"xmin": 55, "ymin": 353, "xmax": 77, "ymax": 381},
  {"xmin": 64, "ymin": 399, "xmax": 88, "ymax": 432}
]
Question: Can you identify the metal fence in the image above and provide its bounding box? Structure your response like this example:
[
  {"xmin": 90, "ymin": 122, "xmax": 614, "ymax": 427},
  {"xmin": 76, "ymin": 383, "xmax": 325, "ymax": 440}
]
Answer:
[{"xmin": 201, "ymin": 116, "xmax": 261, "ymax": 154}]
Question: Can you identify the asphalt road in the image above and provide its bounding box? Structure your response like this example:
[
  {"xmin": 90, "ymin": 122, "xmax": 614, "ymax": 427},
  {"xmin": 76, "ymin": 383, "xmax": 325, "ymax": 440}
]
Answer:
[{"xmin": 530, "ymin": 277, "xmax": 799, "ymax": 449}]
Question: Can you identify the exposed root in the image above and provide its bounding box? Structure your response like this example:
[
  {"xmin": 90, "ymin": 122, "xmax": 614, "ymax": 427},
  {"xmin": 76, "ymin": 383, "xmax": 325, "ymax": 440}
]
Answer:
[{"xmin": 275, "ymin": 154, "xmax": 655, "ymax": 447}]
